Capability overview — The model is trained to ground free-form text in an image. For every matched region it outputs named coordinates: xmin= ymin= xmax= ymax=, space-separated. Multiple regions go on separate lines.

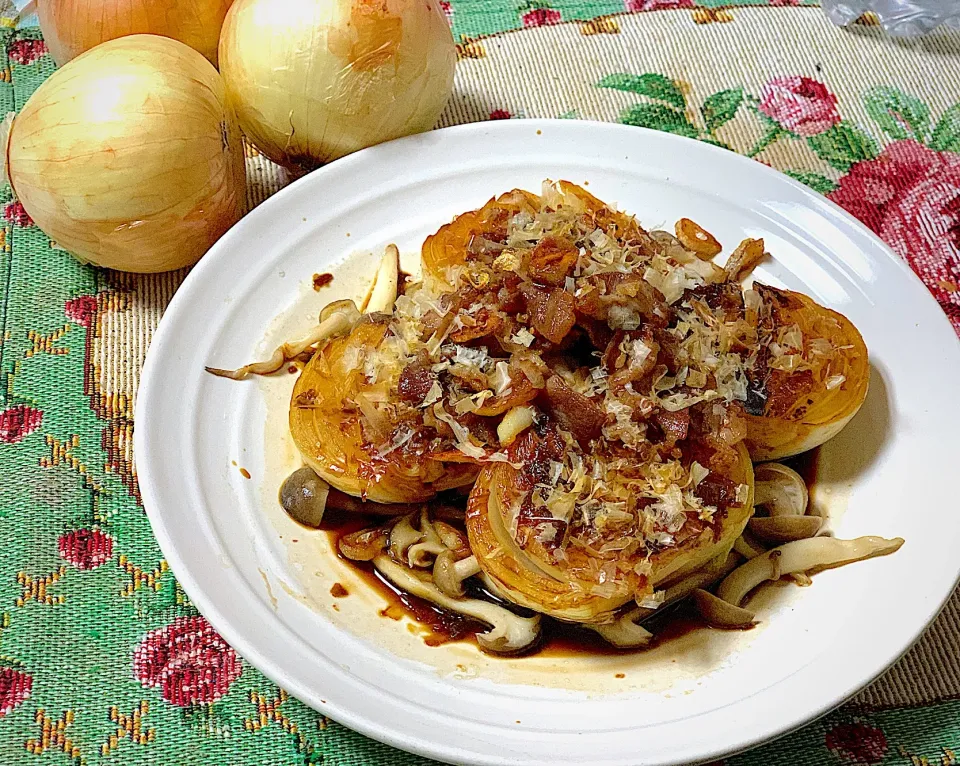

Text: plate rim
xmin=135 ymin=118 xmax=960 ymax=766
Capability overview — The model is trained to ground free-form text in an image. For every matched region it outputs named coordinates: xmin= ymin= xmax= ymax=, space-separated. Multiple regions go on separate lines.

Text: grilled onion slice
xmin=465 ymin=437 xmax=754 ymax=624
xmin=290 ymin=318 xmax=478 ymax=503
xmin=745 ymin=286 xmax=869 ymax=461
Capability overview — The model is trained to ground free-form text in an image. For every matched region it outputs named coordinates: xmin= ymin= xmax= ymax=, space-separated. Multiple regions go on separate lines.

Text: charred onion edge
xmin=372 ymin=555 xmax=541 ymax=654
xmin=717 ymin=536 xmax=905 ymax=607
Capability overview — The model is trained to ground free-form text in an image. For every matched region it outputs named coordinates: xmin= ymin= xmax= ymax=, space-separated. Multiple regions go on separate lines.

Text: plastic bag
xmin=824 ymin=0 xmax=960 ymax=36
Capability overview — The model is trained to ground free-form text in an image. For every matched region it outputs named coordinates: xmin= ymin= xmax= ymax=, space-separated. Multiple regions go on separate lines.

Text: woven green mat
xmin=2 ymin=7 xmax=960 ymax=765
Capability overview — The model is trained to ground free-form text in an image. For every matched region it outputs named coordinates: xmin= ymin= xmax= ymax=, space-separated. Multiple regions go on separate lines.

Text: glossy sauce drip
xmin=313 ymin=447 xmax=819 ymax=655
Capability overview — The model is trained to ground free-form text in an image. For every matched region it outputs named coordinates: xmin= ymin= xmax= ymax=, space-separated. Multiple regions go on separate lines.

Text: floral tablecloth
xmin=0 ymin=3 xmax=959 ymax=765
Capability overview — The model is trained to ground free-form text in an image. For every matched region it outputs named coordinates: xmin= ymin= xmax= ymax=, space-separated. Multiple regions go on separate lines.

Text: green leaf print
xmin=930 ymin=103 xmax=960 ymax=152
xmin=619 ymin=103 xmax=697 ymax=138
xmin=598 ymin=73 xmax=686 ymax=109
xmin=807 ymin=121 xmax=879 ymax=172
xmin=864 ymin=86 xmax=930 ymax=141
xmin=701 ymin=88 xmax=744 ymax=132
xmin=784 ymin=170 xmax=838 ymax=195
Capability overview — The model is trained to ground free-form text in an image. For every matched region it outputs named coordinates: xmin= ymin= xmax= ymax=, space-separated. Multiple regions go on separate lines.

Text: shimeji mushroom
xmin=587 ymin=552 xmax=738 ymax=648
xmin=699 ymin=536 xmax=906 ymax=630
xmin=433 ymin=551 xmax=481 ymax=598
xmin=692 ymin=589 xmax=757 ymax=628
xmin=361 ymin=245 xmax=401 ymax=315
xmin=278 ymin=466 xmax=330 ymax=528
xmin=386 ymin=511 xmax=481 ymax=599
xmin=206 ymin=299 xmax=361 ymax=379
xmin=372 ymin=555 xmax=541 ymax=655
xmin=753 ymin=463 xmax=808 ymax=517
xmin=733 ymin=532 xmax=765 ymax=560
xmin=748 ymin=516 xmax=823 ymax=543
xmin=588 ymin=612 xmax=654 ymax=648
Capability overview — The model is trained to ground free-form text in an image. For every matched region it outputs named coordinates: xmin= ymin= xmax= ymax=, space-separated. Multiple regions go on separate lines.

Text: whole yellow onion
xmin=219 ymin=0 xmax=456 ymax=170
xmin=5 ymin=35 xmax=246 ymax=273
xmin=37 ymin=0 xmax=235 ymax=67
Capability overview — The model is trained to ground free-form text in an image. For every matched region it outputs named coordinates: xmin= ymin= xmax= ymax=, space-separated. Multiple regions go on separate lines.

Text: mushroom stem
xmin=497 ymin=406 xmax=535 ymax=445
xmin=718 ymin=536 xmax=904 ymax=607
xmin=362 ymin=245 xmax=400 ymax=314
xmin=372 ymin=555 xmax=541 ymax=654
xmin=587 ymin=612 xmax=653 ymax=648
xmin=206 ymin=300 xmax=361 ymax=380
xmin=591 ymin=552 xmax=739 ymax=648
xmin=388 ymin=513 xmax=424 ymax=562
xmin=433 ymin=552 xmax=480 ymax=598
xmin=733 ymin=533 xmax=765 ymax=560
xmin=692 ymin=589 xmax=756 ymax=628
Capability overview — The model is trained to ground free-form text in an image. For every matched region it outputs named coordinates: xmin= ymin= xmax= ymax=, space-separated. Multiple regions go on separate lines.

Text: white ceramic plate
xmin=135 ymin=120 xmax=960 ymax=766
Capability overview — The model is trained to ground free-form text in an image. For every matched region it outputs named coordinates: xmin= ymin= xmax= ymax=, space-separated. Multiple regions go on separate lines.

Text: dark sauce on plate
xmin=299 ymin=448 xmax=819 ymax=655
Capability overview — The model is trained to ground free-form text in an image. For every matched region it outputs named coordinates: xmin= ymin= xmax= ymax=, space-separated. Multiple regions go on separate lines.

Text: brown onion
xmin=37 ymin=0 xmax=233 ymax=66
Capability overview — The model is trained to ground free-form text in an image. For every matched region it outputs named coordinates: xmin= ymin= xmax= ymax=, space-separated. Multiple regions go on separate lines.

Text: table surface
xmin=0 ymin=3 xmax=959 ymax=765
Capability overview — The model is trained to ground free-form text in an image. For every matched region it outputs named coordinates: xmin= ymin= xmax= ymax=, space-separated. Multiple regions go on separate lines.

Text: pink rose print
xmin=0 ymin=406 xmax=42 ymax=444
xmin=440 ymin=0 xmax=452 ymax=23
xmin=489 ymin=109 xmax=512 ymax=120
xmin=64 ymin=295 xmax=98 ymax=328
xmin=134 ymin=616 xmax=242 ymax=706
xmin=829 ymin=140 xmax=960 ymax=330
xmin=759 ymin=76 xmax=841 ymax=137
xmin=59 ymin=529 xmax=114 ymax=570
xmin=626 ymin=0 xmax=693 ymax=9
xmin=0 ymin=668 xmax=32 ymax=717
xmin=522 ymin=7 xmax=561 ymax=26
xmin=4 ymin=201 xmax=33 ymax=228
xmin=825 ymin=721 xmax=888 ymax=764
xmin=8 ymin=39 xmax=47 ymax=66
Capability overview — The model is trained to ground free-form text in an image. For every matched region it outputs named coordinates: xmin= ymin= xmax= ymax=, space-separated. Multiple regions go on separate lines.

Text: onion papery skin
xmin=745 ymin=287 xmax=870 ymax=461
xmin=37 ymin=0 xmax=234 ymax=67
xmin=465 ymin=444 xmax=755 ymax=624
xmin=218 ymin=0 xmax=456 ymax=170
xmin=8 ymin=35 xmax=246 ymax=273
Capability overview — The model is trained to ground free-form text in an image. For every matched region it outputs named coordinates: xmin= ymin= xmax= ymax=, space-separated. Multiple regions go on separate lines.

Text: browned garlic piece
xmin=748 ymin=516 xmax=823 ymax=543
